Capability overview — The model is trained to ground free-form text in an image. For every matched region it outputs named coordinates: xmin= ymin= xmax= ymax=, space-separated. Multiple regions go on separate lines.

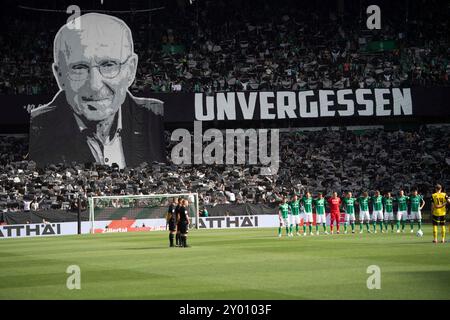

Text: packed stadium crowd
xmin=1 ymin=125 xmax=449 ymax=213
xmin=0 ymin=0 xmax=449 ymax=95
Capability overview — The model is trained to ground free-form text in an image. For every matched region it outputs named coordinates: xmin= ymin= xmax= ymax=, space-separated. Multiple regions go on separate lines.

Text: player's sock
xmin=289 ymin=225 xmax=293 ymax=234
xmin=359 ymin=222 xmax=363 ymax=231
xmin=330 ymin=224 xmax=333 ymax=232
xmin=410 ymin=220 xmax=414 ymax=230
xmin=401 ymin=220 xmax=405 ymax=231
xmin=169 ymin=233 xmax=174 ymax=246
xmin=336 ymin=223 xmax=340 ymax=232
xmin=351 ymin=222 xmax=355 ymax=232
xmin=418 ymin=220 xmax=422 ymax=230
xmin=278 ymin=227 xmax=281 ymax=236
xmin=176 ymin=233 xmax=180 ymax=245
xmin=344 ymin=223 xmax=347 ymax=232
xmin=316 ymin=224 xmax=319 ymax=232
xmin=396 ymin=220 xmax=400 ymax=230
xmin=296 ymin=225 xmax=299 ymax=233
xmin=433 ymin=225 xmax=438 ymax=240
xmin=379 ymin=221 xmax=383 ymax=232
xmin=303 ymin=225 xmax=306 ymax=233
xmin=309 ymin=224 xmax=312 ymax=233
xmin=285 ymin=226 xmax=289 ymax=235
xmin=384 ymin=221 xmax=388 ymax=231
xmin=390 ymin=222 xmax=394 ymax=231
xmin=441 ymin=225 xmax=446 ymax=241
xmin=323 ymin=223 xmax=326 ymax=232
xmin=183 ymin=235 xmax=188 ymax=247
xmin=365 ymin=222 xmax=370 ymax=231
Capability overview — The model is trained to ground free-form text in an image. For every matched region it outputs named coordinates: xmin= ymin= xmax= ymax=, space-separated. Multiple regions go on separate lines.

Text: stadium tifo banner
xmin=2 ymin=87 xmax=450 ymax=128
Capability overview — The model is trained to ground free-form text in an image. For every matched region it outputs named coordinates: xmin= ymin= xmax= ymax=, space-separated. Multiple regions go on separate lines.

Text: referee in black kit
xmin=175 ymin=198 xmax=183 ymax=246
xmin=167 ymin=198 xmax=178 ymax=247
xmin=178 ymin=199 xmax=191 ymax=248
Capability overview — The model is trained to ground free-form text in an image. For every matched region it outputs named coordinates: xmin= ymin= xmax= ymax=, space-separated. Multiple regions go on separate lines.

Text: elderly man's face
xmin=55 ymin=21 xmax=137 ymax=122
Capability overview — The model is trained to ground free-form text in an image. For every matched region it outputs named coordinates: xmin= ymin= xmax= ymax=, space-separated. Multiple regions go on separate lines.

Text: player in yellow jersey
xmin=431 ymin=184 xmax=449 ymax=243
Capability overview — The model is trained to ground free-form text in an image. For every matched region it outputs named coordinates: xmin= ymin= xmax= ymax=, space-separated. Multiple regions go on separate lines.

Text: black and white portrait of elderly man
xmin=29 ymin=13 xmax=165 ymax=168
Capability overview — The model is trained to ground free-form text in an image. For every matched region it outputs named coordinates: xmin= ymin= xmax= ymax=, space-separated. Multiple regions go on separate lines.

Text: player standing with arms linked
xmin=314 ymin=192 xmax=328 ymax=235
xmin=408 ymin=189 xmax=425 ymax=233
xmin=302 ymin=192 xmax=314 ymax=236
xmin=431 ymin=184 xmax=449 ymax=243
xmin=177 ymin=199 xmax=190 ymax=247
xmin=342 ymin=192 xmax=356 ymax=234
xmin=371 ymin=190 xmax=384 ymax=233
xmin=396 ymin=190 xmax=409 ymax=233
xmin=328 ymin=192 xmax=342 ymax=234
xmin=357 ymin=192 xmax=371 ymax=233
xmin=278 ymin=197 xmax=290 ymax=237
xmin=383 ymin=192 xmax=395 ymax=232
xmin=166 ymin=197 xmax=178 ymax=247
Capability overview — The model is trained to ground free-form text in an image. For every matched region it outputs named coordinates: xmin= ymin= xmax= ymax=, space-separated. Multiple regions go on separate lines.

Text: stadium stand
xmin=0 ymin=0 xmax=448 ymax=95
xmin=1 ymin=125 xmax=449 ymax=213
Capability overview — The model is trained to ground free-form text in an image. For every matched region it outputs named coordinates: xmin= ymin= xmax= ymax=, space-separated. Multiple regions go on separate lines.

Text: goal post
xmin=88 ymin=193 xmax=199 ymax=234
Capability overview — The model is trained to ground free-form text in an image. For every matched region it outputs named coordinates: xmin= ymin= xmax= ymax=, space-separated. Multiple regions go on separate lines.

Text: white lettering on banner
xmin=319 ymin=90 xmax=335 ymax=117
xmin=276 ymin=91 xmax=297 ymax=119
xmin=217 ymin=92 xmax=236 ymax=120
xmin=392 ymin=88 xmax=412 ymax=115
xmin=194 ymin=89 xmax=413 ymax=121
xmin=356 ymin=89 xmax=374 ymax=116
xmin=299 ymin=91 xmax=318 ymax=117
xmin=375 ymin=89 xmax=391 ymax=116
xmin=259 ymin=92 xmax=276 ymax=119
xmin=337 ymin=89 xmax=354 ymax=116
xmin=237 ymin=92 xmax=257 ymax=119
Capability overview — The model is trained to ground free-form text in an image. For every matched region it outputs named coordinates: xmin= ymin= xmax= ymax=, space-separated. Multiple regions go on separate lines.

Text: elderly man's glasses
xmin=67 ymin=55 xmax=132 ymax=81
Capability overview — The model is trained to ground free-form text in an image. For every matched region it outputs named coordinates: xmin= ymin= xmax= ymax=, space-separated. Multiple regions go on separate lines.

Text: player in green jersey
xmin=371 ymin=190 xmax=384 ymax=233
xmin=314 ymin=192 xmax=328 ymax=234
xmin=408 ymin=189 xmax=425 ymax=233
xmin=289 ymin=194 xmax=301 ymax=236
xmin=396 ymin=190 xmax=409 ymax=233
xmin=356 ymin=191 xmax=371 ymax=233
xmin=342 ymin=192 xmax=357 ymax=234
xmin=278 ymin=197 xmax=291 ymax=237
xmin=301 ymin=192 xmax=314 ymax=236
xmin=383 ymin=192 xmax=395 ymax=232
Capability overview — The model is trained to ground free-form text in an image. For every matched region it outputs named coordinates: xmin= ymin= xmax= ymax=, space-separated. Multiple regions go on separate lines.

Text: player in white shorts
xmin=408 ymin=189 xmax=425 ymax=233
xmin=396 ymin=190 xmax=409 ymax=233
xmin=278 ymin=197 xmax=290 ymax=237
xmin=301 ymin=192 xmax=315 ymax=235
xmin=357 ymin=191 xmax=371 ymax=233
xmin=383 ymin=192 xmax=395 ymax=232
xmin=371 ymin=190 xmax=384 ymax=233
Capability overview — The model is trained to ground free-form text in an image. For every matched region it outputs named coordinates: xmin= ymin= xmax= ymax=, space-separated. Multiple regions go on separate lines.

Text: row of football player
xmin=277 ymin=189 xmax=425 ymax=237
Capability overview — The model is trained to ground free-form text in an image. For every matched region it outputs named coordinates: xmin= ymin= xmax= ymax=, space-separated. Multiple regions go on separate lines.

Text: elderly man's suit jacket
xmin=29 ymin=91 xmax=165 ymax=167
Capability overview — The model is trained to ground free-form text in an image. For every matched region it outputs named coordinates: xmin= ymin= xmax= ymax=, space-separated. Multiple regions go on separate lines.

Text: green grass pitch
xmin=0 ymin=225 xmax=449 ymax=299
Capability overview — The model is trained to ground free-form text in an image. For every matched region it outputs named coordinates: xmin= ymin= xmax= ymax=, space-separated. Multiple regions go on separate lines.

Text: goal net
xmin=87 ymin=193 xmax=199 ymax=234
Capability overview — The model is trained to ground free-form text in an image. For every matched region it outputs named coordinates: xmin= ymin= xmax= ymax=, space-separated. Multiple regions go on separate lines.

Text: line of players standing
xmin=278 ymin=189 xmax=425 ymax=237
xmin=166 ymin=198 xmax=191 ymax=247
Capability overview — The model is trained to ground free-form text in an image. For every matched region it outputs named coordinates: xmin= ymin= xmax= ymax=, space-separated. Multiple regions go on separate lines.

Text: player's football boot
xmin=278 ymin=234 xmax=282 ymax=238
xmin=296 ymin=232 xmax=300 ymax=236
xmin=396 ymin=229 xmax=400 ymax=233
xmin=410 ymin=229 xmax=414 ymax=233
xmin=344 ymin=230 xmax=347 ymax=234
xmin=432 ymin=239 xmax=437 ymax=243
xmin=324 ymin=231 xmax=329 ymax=235
xmin=316 ymin=231 xmax=320 ymax=235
